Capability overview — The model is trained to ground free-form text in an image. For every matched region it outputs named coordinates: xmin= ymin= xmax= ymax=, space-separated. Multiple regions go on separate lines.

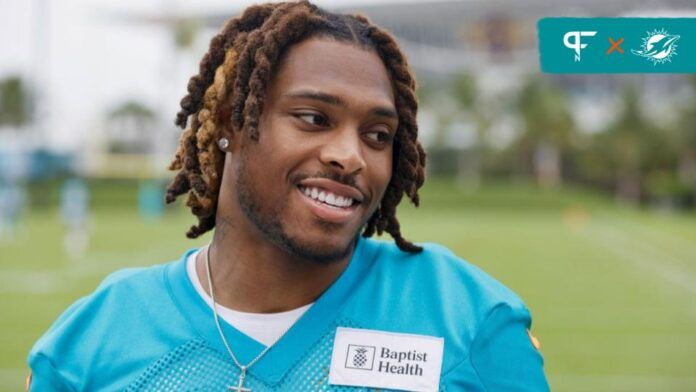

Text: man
xmin=28 ymin=1 xmax=549 ymax=390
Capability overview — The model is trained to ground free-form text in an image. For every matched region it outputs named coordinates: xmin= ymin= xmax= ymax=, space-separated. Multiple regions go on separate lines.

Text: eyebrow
xmin=284 ymin=90 xmax=398 ymax=119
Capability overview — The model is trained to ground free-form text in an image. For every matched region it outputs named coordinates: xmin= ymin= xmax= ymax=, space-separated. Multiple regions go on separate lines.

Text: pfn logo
xmin=563 ymin=31 xmax=597 ymax=61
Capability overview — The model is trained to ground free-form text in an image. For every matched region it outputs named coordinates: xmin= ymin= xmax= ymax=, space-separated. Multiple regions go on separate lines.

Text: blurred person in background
xmin=138 ymin=179 xmax=165 ymax=221
xmin=26 ymin=1 xmax=548 ymax=391
xmin=0 ymin=180 xmax=25 ymax=241
xmin=59 ymin=177 xmax=90 ymax=260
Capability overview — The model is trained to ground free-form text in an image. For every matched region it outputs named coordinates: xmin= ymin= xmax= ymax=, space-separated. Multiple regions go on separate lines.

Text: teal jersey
xmin=28 ymin=237 xmax=549 ymax=391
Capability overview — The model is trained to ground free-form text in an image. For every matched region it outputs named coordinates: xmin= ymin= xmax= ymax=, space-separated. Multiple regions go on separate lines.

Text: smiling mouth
xmin=296 ymin=185 xmax=361 ymax=224
xmin=298 ymin=185 xmax=360 ymax=209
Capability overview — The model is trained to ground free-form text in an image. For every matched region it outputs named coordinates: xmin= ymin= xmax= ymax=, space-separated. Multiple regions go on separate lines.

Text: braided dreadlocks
xmin=165 ymin=0 xmax=426 ymax=253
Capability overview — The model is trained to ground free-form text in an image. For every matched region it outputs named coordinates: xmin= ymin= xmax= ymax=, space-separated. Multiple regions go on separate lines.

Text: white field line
xmin=0 ymin=246 xmax=186 ymax=294
xmin=582 ymin=218 xmax=696 ymax=297
xmin=597 ymin=212 xmax=696 ymax=266
xmin=0 ymin=270 xmax=67 ymax=294
xmin=63 ymin=246 xmax=186 ymax=278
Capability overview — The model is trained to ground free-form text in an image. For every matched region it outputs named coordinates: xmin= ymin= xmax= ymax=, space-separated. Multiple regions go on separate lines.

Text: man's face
xmin=228 ymin=36 xmax=397 ymax=264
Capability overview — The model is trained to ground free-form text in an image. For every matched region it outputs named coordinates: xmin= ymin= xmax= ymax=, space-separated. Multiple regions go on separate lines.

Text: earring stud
xmin=217 ymin=138 xmax=230 ymax=151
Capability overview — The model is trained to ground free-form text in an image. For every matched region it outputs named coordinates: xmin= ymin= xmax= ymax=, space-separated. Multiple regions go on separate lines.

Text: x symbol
xmin=606 ymin=37 xmax=624 ymax=55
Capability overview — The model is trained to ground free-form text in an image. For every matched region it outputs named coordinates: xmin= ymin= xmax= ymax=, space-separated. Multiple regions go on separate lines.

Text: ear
xmin=217 ymin=107 xmax=243 ymax=154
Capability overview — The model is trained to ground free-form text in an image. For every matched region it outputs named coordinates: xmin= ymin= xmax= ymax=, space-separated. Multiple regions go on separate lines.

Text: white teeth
xmin=300 ymin=186 xmax=355 ymax=208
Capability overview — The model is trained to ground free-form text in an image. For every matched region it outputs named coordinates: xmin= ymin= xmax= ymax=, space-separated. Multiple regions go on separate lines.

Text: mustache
xmin=291 ymin=171 xmax=358 ymax=189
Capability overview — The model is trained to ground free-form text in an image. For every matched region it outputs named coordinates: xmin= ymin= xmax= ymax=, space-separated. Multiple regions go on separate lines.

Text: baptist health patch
xmin=329 ymin=327 xmax=444 ymax=392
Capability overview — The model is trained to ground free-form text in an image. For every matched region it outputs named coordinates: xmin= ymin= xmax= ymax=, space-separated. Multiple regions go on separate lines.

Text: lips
xmin=293 ymin=177 xmax=366 ymax=224
xmin=297 ymin=178 xmax=365 ymax=203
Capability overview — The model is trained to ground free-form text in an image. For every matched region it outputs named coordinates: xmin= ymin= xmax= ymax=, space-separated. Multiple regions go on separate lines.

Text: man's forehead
xmin=270 ymin=37 xmax=395 ymax=104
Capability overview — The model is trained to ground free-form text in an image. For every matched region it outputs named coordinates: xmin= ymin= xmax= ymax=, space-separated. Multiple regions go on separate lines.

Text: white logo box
xmin=329 ymin=327 xmax=444 ymax=392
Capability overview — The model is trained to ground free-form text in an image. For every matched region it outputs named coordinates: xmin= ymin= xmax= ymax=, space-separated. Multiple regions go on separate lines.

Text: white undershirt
xmin=186 ymin=249 xmax=313 ymax=347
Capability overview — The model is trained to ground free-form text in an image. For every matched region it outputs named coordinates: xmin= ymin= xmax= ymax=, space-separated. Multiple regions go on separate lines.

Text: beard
xmin=235 ymin=153 xmax=359 ymax=265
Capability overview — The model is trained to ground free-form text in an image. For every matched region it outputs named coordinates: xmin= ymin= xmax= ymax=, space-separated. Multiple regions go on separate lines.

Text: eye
xmin=365 ymin=129 xmax=394 ymax=144
xmin=295 ymin=112 xmax=330 ymax=127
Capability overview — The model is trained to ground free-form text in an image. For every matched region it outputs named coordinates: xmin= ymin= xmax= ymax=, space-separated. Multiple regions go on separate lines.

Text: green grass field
xmin=1 ymin=179 xmax=695 ymax=391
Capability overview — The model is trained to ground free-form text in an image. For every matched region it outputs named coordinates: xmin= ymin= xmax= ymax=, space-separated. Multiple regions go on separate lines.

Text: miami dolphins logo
xmin=631 ymin=28 xmax=680 ymax=65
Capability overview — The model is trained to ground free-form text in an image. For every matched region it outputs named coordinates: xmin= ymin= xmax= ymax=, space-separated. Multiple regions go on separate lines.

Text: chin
xmin=281 ymin=230 xmax=357 ymax=265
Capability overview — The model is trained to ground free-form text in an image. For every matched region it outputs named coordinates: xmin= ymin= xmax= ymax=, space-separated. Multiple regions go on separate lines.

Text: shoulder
xmin=373 ymin=239 xmax=527 ymax=313
xmin=27 ymin=255 xmax=191 ymax=391
xmin=356 ymin=238 xmax=531 ymax=348
xmin=356 ymin=239 xmax=542 ymax=382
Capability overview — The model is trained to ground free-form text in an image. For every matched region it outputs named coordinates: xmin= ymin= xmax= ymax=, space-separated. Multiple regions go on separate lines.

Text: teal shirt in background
xmin=28 ymin=237 xmax=549 ymax=391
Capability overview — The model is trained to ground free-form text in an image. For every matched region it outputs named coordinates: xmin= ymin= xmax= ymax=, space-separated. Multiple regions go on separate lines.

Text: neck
xmin=196 ymin=217 xmax=355 ymax=314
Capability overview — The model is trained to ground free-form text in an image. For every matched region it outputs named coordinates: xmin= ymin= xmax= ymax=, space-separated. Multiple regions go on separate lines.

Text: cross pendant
xmin=228 ymin=368 xmax=251 ymax=392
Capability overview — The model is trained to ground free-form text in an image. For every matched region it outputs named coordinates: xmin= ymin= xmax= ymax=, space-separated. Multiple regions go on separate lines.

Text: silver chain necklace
xmin=204 ymin=243 xmax=295 ymax=392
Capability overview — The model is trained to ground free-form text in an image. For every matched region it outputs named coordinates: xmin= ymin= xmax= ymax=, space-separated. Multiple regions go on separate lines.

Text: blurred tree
xmin=108 ymin=101 xmax=155 ymax=120
xmin=586 ymin=83 xmax=675 ymax=203
xmin=675 ymin=75 xmax=696 ymax=206
xmin=0 ymin=76 xmax=33 ymax=128
xmin=512 ymin=75 xmax=575 ymax=189
xmin=416 ymin=79 xmax=460 ymax=177
xmin=174 ymin=19 xmax=200 ymax=50
xmin=106 ymin=101 xmax=156 ymax=154
xmin=450 ymin=72 xmax=491 ymax=189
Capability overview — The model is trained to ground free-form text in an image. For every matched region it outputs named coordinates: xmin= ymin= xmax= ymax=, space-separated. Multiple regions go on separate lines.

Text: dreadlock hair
xmin=165 ymin=0 xmax=427 ymax=253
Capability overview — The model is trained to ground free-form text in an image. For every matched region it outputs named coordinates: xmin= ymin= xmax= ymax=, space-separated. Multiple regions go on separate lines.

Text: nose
xmin=318 ymin=127 xmax=366 ymax=175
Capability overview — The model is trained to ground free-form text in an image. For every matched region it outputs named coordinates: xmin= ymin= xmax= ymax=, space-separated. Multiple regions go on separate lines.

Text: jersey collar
xmin=165 ymin=235 xmax=382 ymax=385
